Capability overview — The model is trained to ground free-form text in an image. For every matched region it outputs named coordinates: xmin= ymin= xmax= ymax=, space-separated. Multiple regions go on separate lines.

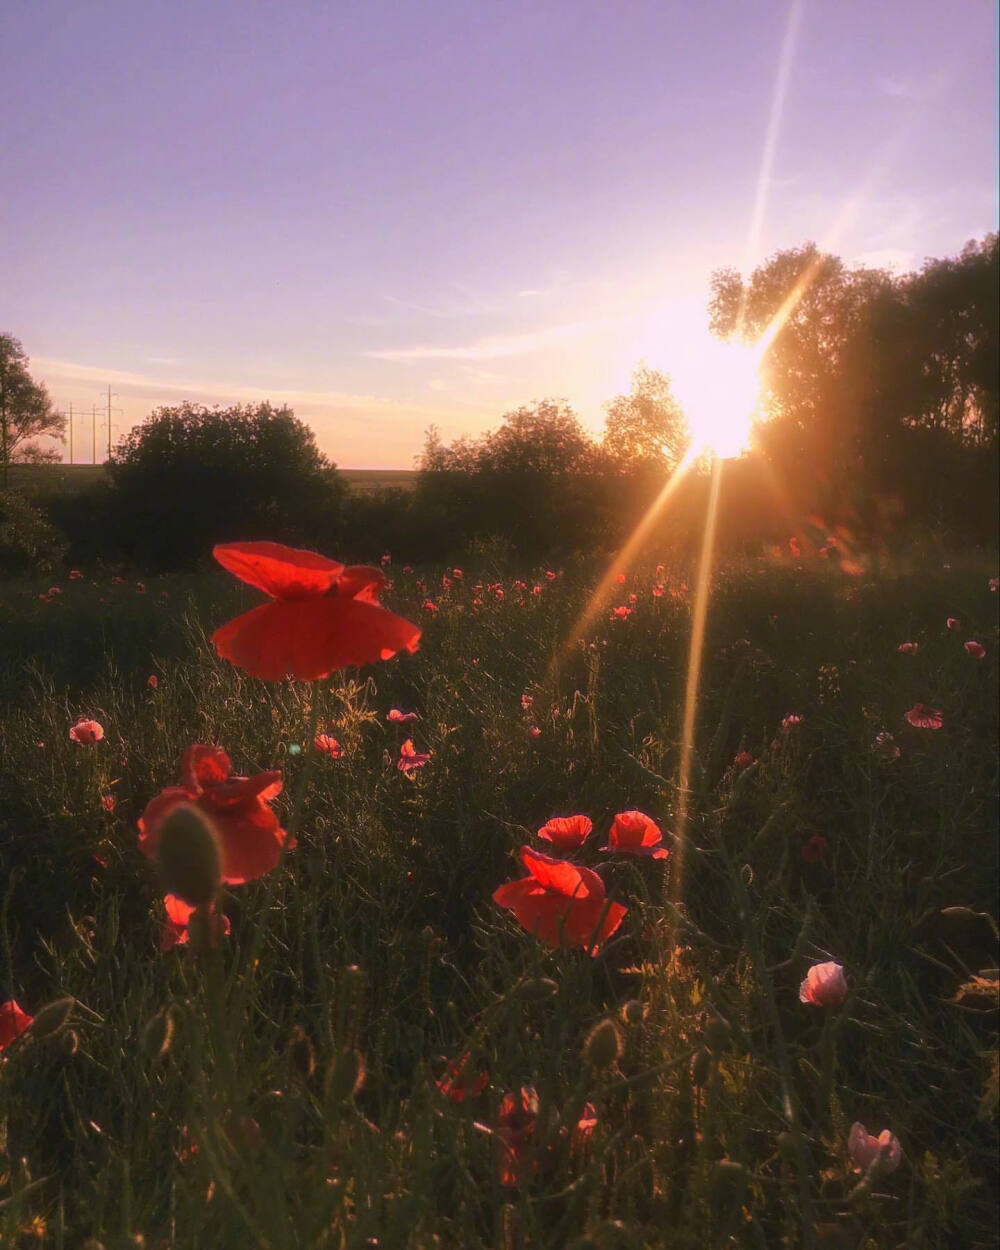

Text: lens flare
xmin=673 ymin=339 xmax=763 ymax=459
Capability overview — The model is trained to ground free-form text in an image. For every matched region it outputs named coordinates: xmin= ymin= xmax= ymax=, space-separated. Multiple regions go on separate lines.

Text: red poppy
xmin=905 ymin=703 xmax=943 ymax=730
xmin=801 ymin=834 xmax=828 ymax=863
xmin=537 ymin=815 xmax=593 ymax=852
xmin=138 ymin=745 xmax=288 ymax=885
xmin=652 ymin=585 xmax=663 ymax=598
xmin=733 ymin=750 xmax=756 ymax=769
xmin=313 ymin=733 xmax=344 ymax=758
xmin=160 ymin=894 xmax=231 ymax=951
xmin=100 ymin=794 xmax=116 ymax=813
xmin=0 ymin=1000 xmax=33 ymax=1050
xmin=398 ymin=739 xmax=431 ymax=772
xmin=897 ymin=642 xmax=918 ymax=655
xmin=147 ymin=674 xmax=159 ymax=689
xmin=387 ymin=708 xmax=419 ymax=723
xmin=69 ymin=718 xmax=104 ymax=745
xmin=525 ymin=725 xmax=542 ymax=741
xmin=436 ymin=1053 xmax=489 ymax=1102
xmin=493 ymin=846 xmax=627 ymax=954
xmin=781 ymin=714 xmax=804 ymax=731
xmin=69 ymin=569 xmax=82 ymax=580
xmin=601 ymin=810 xmax=668 ymax=860
xmin=615 ymin=572 xmax=626 ymax=584
xmin=946 ymin=617 xmax=961 ymax=631
xmin=422 ymin=599 xmax=439 ymax=614
xmin=611 ymin=605 xmax=631 ymax=620
xmin=872 ymin=730 xmax=901 ymax=760
xmin=493 ymin=1086 xmax=540 ymax=1186
xmin=211 ymin=542 xmax=420 ymax=682
xmin=965 ymin=640 xmax=986 ymax=659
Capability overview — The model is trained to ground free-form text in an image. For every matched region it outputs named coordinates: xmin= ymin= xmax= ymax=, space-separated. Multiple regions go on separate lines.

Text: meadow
xmin=0 ymin=543 xmax=997 ymax=1249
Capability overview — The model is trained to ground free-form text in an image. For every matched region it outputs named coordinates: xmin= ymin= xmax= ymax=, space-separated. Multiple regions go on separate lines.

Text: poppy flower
xmin=484 ymin=1086 xmax=597 ymax=1187
xmin=897 ymin=642 xmax=918 ymax=655
xmin=525 ymin=725 xmax=542 ymax=741
xmin=138 ymin=745 xmax=287 ymax=885
xmin=147 ymin=674 xmax=159 ymax=689
xmin=313 ymin=733 xmax=344 ymax=758
xmin=69 ymin=718 xmax=104 ymax=745
xmin=436 ymin=1052 xmax=489 ymax=1102
xmin=545 ymin=570 xmax=557 ymax=580
xmin=733 ymin=750 xmax=756 ymax=768
xmin=781 ymin=714 xmax=803 ymax=731
xmin=601 ymin=810 xmax=668 ymax=859
xmin=946 ymin=617 xmax=960 ymax=631
xmin=100 ymin=794 xmax=116 ymax=813
xmin=872 ymin=730 xmax=900 ymax=760
xmin=160 ymin=894 xmax=230 ymax=951
xmin=493 ymin=846 xmax=627 ymax=954
xmin=537 ymin=815 xmax=593 ymax=852
xmin=387 ymin=708 xmax=419 ymax=723
xmin=652 ymin=585 xmax=663 ymax=598
xmin=615 ymin=572 xmax=626 ymax=584
xmin=788 ymin=537 xmax=801 ymax=557
xmin=422 ymin=599 xmax=439 ymax=614
xmin=0 ymin=1000 xmax=33 ymax=1050
xmin=211 ymin=542 xmax=420 ymax=682
xmin=847 ymin=1122 xmax=902 ymax=1174
xmin=398 ymin=739 xmax=431 ymax=772
xmin=965 ymin=640 xmax=986 ymax=659
xmin=905 ymin=703 xmax=943 ymax=730
xmin=799 ymin=961 xmax=847 ymax=1007
xmin=611 ymin=605 xmax=631 ymax=620
xmin=801 ymin=834 xmax=828 ymax=863
xmin=990 ymin=577 xmax=998 ymax=592
xmin=69 ymin=569 xmax=82 ymax=580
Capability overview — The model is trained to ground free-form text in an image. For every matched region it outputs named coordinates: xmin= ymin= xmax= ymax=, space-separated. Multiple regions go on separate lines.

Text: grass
xmin=0 ymin=547 xmax=997 ymax=1248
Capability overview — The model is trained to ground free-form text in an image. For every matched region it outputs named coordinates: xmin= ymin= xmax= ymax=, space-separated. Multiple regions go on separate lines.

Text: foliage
xmin=0 ymin=489 xmax=67 ymax=577
xmin=0 ymin=550 xmax=996 ymax=1246
xmin=0 ymin=334 xmax=65 ymax=488
xmin=602 ymin=365 xmax=690 ymax=471
xmin=104 ymin=402 xmax=346 ymax=570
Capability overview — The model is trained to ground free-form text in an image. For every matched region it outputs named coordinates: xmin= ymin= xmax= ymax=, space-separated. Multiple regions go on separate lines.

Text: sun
xmin=671 ymin=337 xmax=763 ymax=459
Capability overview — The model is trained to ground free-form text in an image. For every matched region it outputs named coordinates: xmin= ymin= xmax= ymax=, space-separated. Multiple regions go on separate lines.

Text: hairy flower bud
xmin=155 ymin=803 xmax=222 ymax=907
xmin=28 ymin=996 xmax=75 ymax=1040
xmin=141 ymin=1006 xmax=177 ymax=1062
xmin=583 ymin=1018 xmax=623 ymax=1069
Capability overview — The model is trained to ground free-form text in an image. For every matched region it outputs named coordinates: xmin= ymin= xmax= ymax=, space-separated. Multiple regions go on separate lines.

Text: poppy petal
xmin=180 ymin=745 xmax=232 ymax=792
xmin=520 ymin=846 xmax=601 ymax=899
xmin=213 ymin=541 xmax=344 ymax=599
xmin=338 ymin=565 xmax=387 ymax=603
xmin=212 ymin=597 xmax=421 ymax=682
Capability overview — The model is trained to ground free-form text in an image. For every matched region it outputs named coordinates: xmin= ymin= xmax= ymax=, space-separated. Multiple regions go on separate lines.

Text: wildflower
xmin=387 ymin=708 xmax=419 ymax=723
xmin=781 ymin=714 xmax=803 ymax=731
xmin=0 ymin=1000 xmax=33 ymax=1051
xmin=492 ymin=1086 xmax=540 ymax=1186
xmin=789 ymin=537 xmax=801 ymax=557
xmin=422 ymin=599 xmax=439 ymax=614
xmin=733 ymin=750 xmax=755 ymax=769
xmin=990 ymin=577 xmax=998 ymax=592
xmin=525 ymin=725 xmax=542 ymax=741
xmin=147 ymin=674 xmax=159 ymax=689
xmin=380 ymin=552 xmax=391 ymax=566
xmin=138 ymin=745 xmax=287 ymax=885
xmin=402 ymin=565 xmax=413 ymax=574
xmin=314 ymin=733 xmax=344 ymax=758
xmin=398 ymin=739 xmax=431 ymax=772
xmin=905 ymin=703 xmax=943 ymax=730
xmin=873 ymin=730 xmax=901 ymax=760
xmin=520 ymin=693 xmax=534 ymax=710
xmin=68 ymin=569 xmax=82 ymax=579
xmin=493 ymin=846 xmax=627 ymax=954
xmin=615 ymin=572 xmax=626 ymax=584
xmin=160 ymin=894 xmax=230 ymax=951
xmin=100 ymin=794 xmax=115 ymax=813
xmin=532 ymin=584 xmax=542 ymax=595
xmin=545 ymin=570 xmax=557 ymax=580
xmin=537 ymin=815 xmax=593 ymax=852
xmin=946 ymin=617 xmax=960 ymax=631
xmin=652 ymin=585 xmax=663 ymax=598
xmin=611 ymin=605 xmax=631 ymax=620
xmin=601 ymin=810 xmax=668 ymax=859
xmin=452 ymin=568 xmax=463 ymax=580
xmin=69 ymin=718 xmax=104 ymax=745
xmin=211 ymin=541 xmax=420 ymax=682
xmin=801 ymin=834 xmax=828 ymax=863
xmin=965 ymin=640 xmax=986 ymax=659
xmin=436 ymin=1053 xmax=488 ymax=1102
xmin=799 ymin=961 xmax=847 ymax=1007
xmin=655 ymin=563 xmax=665 ymax=581
xmin=897 ymin=642 xmax=918 ymax=655
xmin=135 ymin=581 xmax=146 ymax=594
xmin=847 ymin=1122 xmax=902 ymax=1174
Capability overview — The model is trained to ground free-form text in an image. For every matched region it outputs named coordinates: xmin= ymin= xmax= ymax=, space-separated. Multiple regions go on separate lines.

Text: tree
xmin=602 ymin=366 xmax=689 ymax=471
xmin=106 ymin=402 xmax=345 ymax=569
xmin=0 ymin=334 xmax=65 ymax=487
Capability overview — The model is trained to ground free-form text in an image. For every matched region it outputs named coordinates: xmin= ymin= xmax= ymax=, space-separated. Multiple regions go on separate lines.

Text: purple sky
xmin=4 ymin=0 xmax=996 ymax=466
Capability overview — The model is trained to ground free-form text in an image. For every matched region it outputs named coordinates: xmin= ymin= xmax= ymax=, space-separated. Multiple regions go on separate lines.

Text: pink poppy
xmin=872 ymin=731 xmax=901 ymax=760
xmin=545 ymin=570 xmax=557 ymax=580
xmin=314 ymin=733 xmax=344 ymax=758
xmin=965 ymin=640 xmax=985 ymax=659
xmin=781 ymin=714 xmax=803 ymax=731
xmin=532 ymin=584 xmax=542 ymax=595
xmin=799 ymin=961 xmax=847 ymax=1007
xmin=847 ymin=1122 xmax=902 ymax=1174
xmin=387 ymin=708 xmax=419 ymax=723
xmin=69 ymin=718 xmax=104 ymax=745
xmin=402 ymin=565 xmax=413 ymax=574
xmin=525 ymin=725 xmax=542 ymax=740
xmin=946 ymin=617 xmax=960 ymax=631
xmin=905 ymin=703 xmax=943 ymax=730
xmin=521 ymin=693 xmax=534 ymax=710
xmin=601 ymin=810 xmax=668 ymax=860
xmin=733 ymin=750 xmax=756 ymax=769
xmin=493 ymin=846 xmax=627 ymax=954
xmin=398 ymin=739 xmax=431 ymax=772
xmin=537 ymin=815 xmax=593 ymax=852
xmin=0 ymin=1000 xmax=33 ymax=1050
xmin=990 ymin=577 xmax=998 ymax=592
xmin=160 ymin=894 xmax=230 ymax=951
xmin=897 ymin=642 xmax=918 ymax=655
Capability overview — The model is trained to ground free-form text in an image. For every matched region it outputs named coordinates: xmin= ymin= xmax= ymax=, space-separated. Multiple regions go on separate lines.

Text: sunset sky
xmin=4 ymin=0 xmax=997 ymax=467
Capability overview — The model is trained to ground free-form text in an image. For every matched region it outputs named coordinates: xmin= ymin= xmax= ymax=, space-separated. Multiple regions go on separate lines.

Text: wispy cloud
xmin=363 ymin=319 xmax=611 ymax=363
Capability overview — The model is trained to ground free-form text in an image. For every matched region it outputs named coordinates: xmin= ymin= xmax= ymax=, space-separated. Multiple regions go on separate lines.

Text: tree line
xmin=1 ymin=233 xmax=995 ymax=572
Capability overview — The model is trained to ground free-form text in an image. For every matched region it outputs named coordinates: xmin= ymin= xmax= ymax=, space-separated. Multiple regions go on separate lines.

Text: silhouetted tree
xmin=105 ymin=402 xmax=345 ymax=569
xmin=0 ymin=334 xmax=65 ymax=487
xmin=602 ymin=366 xmax=690 ymax=471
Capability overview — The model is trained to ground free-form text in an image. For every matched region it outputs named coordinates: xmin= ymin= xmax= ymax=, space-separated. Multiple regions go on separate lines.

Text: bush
xmin=0 ymin=489 xmax=67 ymax=576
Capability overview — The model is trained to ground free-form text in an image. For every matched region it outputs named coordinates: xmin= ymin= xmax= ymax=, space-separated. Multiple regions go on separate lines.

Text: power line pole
xmin=92 ymin=405 xmax=98 ymax=465
xmin=69 ymin=401 xmax=74 ymax=464
xmin=104 ymin=384 xmax=122 ymax=462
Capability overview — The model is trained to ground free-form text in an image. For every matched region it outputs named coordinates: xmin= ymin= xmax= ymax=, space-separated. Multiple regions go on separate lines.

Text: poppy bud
xmin=27 ymin=996 xmax=75 ymax=1040
xmin=703 ymin=1011 xmax=732 ymax=1053
xmin=60 ymin=1028 xmax=80 ymax=1057
xmin=155 ymin=803 xmax=222 ymax=908
xmin=326 ymin=1047 xmax=366 ymax=1104
xmin=518 ymin=977 xmax=559 ymax=1001
xmin=709 ymin=1159 xmax=748 ymax=1216
xmin=691 ymin=1047 xmax=714 ymax=1087
xmin=287 ymin=1025 xmax=315 ymax=1080
xmin=583 ymin=1018 xmax=623 ymax=1069
xmin=141 ymin=1006 xmax=176 ymax=1062
xmin=620 ymin=999 xmax=645 ymax=1025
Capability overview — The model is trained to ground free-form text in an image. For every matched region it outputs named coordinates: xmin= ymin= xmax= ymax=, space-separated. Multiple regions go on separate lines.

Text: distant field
xmin=6 ymin=463 xmax=416 ymax=496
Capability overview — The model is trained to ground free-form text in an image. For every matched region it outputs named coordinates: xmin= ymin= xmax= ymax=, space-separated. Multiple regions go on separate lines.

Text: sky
xmin=3 ymin=0 xmax=997 ymax=467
